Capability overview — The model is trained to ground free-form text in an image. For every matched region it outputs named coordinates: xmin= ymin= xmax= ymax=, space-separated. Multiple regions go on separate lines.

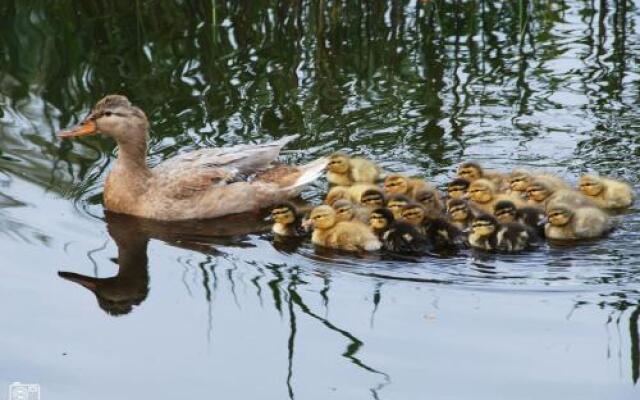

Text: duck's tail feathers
xmin=282 ymin=157 xmax=328 ymax=192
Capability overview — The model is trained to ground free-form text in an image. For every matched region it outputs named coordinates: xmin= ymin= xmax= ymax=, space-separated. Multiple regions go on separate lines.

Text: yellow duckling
xmin=332 ymin=199 xmax=369 ymax=223
xmin=325 ymin=185 xmax=351 ymax=206
xmin=525 ymin=177 xmax=573 ymax=209
xmin=447 ymin=199 xmax=474 ymax=231
xmin=326 ymin=153 xmax=381 ymax=186
xmin=545 ymin=203 xmax=613 ymax=240
xmin=457 ymin=161 xmax=507 ymax=188
xmin=387 ymin=194 xmax=412 ymax=220
xmin=468 ymin=214 xmax=533 ymax=252
xmin=383 ymin=174 xmax=433 ymax=200
xmin=509 ymin=170 xmax=568 ymax=198
xmin=270 ymin=203 xmax=307 ymax=237
xmin=578 ymin=175 xmax=635 ymax=210
xmin=306 ymin=205 xmax=381 ymax=251
xmin=467 ymin=179 xmax=524 ymax=214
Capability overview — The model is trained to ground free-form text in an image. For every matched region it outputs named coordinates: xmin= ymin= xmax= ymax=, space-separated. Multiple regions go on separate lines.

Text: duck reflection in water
xmin=58 ymin=210 xmax=271 ymax=316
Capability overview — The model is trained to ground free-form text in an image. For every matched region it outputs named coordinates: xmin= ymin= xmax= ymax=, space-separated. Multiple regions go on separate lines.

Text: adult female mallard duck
xmin=59 ymin=95 xmax=327 ymax=221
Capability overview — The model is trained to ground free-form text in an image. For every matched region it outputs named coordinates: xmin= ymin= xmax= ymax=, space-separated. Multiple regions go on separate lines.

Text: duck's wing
xmin=153 ymin=135 xmax=299 ymax=199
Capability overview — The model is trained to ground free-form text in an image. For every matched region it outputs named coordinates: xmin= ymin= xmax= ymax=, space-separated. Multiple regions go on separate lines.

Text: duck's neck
xmin=104 ymin=137 xmax=152 ymax=214
xmin=115 ymin=137 xmax=150 ymax=173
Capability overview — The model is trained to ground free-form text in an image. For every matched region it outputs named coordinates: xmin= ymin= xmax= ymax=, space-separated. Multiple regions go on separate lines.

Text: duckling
xmin=325 ymin=185 xmax=351 ymax=206
xmin=446 ymin=198 xmax=474 ymax=231
xmin=525 ymin=176 xmax=571 ymax=209
xmin=493 ymin=200 xmax=545 ymax=237
xmin=401 ymin=202 xmax=464 ymax=249
xmin=446 ymin=178 xmax=470 ymax=200
xmin=383 ymin=174 xmax=433 ymax=199
xmin=347 ymin=183 xmax=380 ymax=204
xmin=415 ymin=188 xmax=445 ymax=217
xmin=510 ymin=171 xmax=568 ymax=198
xmin=326 ymin=153 xmax=381 ymax=186
xmin=332 ymin=199 xmax=369 ymax=223
xmin=457 ymin=162 xmax=507 ymax=188
xmin=387 ymin=194 xmax=412 ymax=220
xmin=369 ymin=208 xmax=427 ymax=253
xmin=468 ymin=214 xmax=533 ymax=252
xmin=466 ymin=179 xmax=524 ymax=214
xmin=578 ymin=175 xmax=635 ymax=210
xmin=544 ymin=189 xmax=595 ymax=213
xmin=270 ymin=203 xmax=308 ymax=237
xmin=359 ymin=188 xmax=386 ymax=210
xmin=545 ymin=203 xmax=613 ymax=240
xmin=307 ymin=205 xmax=381 ymax=251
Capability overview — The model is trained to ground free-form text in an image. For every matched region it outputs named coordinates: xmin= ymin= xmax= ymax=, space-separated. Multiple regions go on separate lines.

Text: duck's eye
xmin=104 ymin=111 xmax=113 ymax=117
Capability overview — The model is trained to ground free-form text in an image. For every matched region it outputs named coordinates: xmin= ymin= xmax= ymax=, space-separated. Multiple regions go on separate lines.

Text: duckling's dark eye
xmin=104 ymin=111 xmax=113 ymax=117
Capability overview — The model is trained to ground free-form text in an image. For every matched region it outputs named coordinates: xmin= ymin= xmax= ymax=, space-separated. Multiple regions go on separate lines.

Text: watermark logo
xmin=8 ymin=383 xmax=40 ymax=400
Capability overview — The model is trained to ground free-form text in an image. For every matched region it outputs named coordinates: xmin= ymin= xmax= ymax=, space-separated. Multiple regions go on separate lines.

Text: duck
xmin=493 ymin=200 xmax=545 ymax=237
xmin=332 ymin=199 xmax=369 ymax=223
xmin=545 ymin=203 xmax=613 ymax=240
xmin=306 ymin=205 xmax=381 ymax=251
xmin=325 ymin=185 xmax=351 ymax=206
xmin=386 ymin=194 xmax=412 ymax=220
xmin=59 ymin=95 xmax=327 ymax=221
xmin=359 ymin=188 xmax=386 ymax=210
xmin=270 ymin=203 xmax=308 ymax=237
xmin=415 ymin=187 xmax=445 ymax=217
xmin=466 ymin=179 xmax=524 ymax=214
xmin=578 ymin=175 xmax=635 ymax=210
xmin=326 ymin=153 xmax=381 ymax=186
xmin=446 ymin=178 xmax=470 ymax=200
xmin=383 ymin=174 xmax=433 ymax=199
xmin=525 ymin=176 xmax=573 ymax=209
xmin=401 ymin=202 xmax=464 ymax=249
xmin=369 ymin=207 xmax=428 ymax=254
xmin=446 ymin=198 xmax=474 ymax=231
xmin=468 ymin=214 xmax=534 ymax=252
xmin=457 ymin=161 xmax=507 ymax=188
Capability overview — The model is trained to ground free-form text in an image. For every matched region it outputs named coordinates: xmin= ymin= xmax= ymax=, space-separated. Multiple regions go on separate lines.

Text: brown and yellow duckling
xmin=507 ymin=170 xmax=568 ymax=198
xmin=525 ymin=176 xmax=573 ymax=209
xmin=457 ymin=161 xmax=507 ymax=188
xmin=446 ymin=198 xmax=475 ymax=231
xmin=446 ymin=178 xmax=470 ymax=200
xmin=270 ymin=203 xmax=308 ymax=237
xmin=401 ymin=203 xmax=464 ymax=249
xmin=359 ymin=188 xmax=386 ymax=210
xmin=387 ymin=194 xmax=413 ymax=220
xmin=545 ymin=203 xmax=613 ymax=240
xmin=468 ymin=214 xmax=534 ymax=252
xmin=383 ymin=174 xmax=433 ymax=200
xmin=493 ymin=200 xmax=545 ymax=238
xmin=306 ymin=205 xmax=381 ymax=251
xmin=369 ymin=208 xmax=428 ymax=254
xmin=415 ymin=187 xmax=445 ymax=217
xmin=326 ymin=153 xmax=381 ymax=186
xmin=332 ymin=199 xmax=369 ymax=223
xmin=578 ymin=175 xmax=635 ymax=210
xmin=466 ymin=179 xmax=524 ymax=215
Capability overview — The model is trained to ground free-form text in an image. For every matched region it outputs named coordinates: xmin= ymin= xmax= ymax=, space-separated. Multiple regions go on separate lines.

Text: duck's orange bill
xmin=58 ymin=120 xmax=97 ymax=138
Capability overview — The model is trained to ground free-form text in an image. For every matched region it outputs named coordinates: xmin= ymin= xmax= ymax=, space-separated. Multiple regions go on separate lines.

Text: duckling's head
xmin=59 ymin=95 xmax=149 ymax=146
xmin=360 ymin=188 xmax=385 ymax=208
xmin=325 ymin=186 xmax=350 ymax=206
xmin=509 ymin=169 xmax=532 ymax=192
xmin=384 ymin=174 xmax=410 ymax=195
xmin=447 ymin=178 xmax=470 ymax=199
xmin=579 ymin=175 xmax=605 ymax=197
xmin=526 ymin=179 xmax=553 ymax=202
xmin=494 ymin=200 xmax=517 ymax=223
xmin=471 ymin=214 xmax=499 ymax=237
xmin=369 ymin=208 xmax=394 ymax=231
xmin=546 ymin=205 xmax=573 ymax=227
xmin=415 ymin=188 xmax=438 ymax=208
xmin=401 ymin=203 xmax=426 ymax=227
xmin=308 ymin=205 xmax=338 ymax=230
xmin=328 ymin=153 xmax=350 ymax=174
xmin=387 ymin=194 xmax=412 ymax=219
xmin=457 ymin=162 xmax=483 ymax=181
xmin=467 ymin=179 xmax=496 ymax=204
xmin=447 ymin=199 xmax=470 ymax=222
xmin=271 ymin=203 xmax=298 ymax=225
xmin=332 ymin=199 xmax=355 ymax=222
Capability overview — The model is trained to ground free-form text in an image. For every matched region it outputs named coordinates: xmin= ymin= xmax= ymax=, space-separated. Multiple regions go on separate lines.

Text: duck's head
xmin=328 ymin=153 xmax=350 ymax=174
xmin=447 ymin=199 xmax=470 ymax=222
xmin=59 ymin=95 xmax=149 ymax=145
xmin=494 ymin=200 xmax=517 ymax=223
xmin=467 ymin=179 xmax=495 ymax=204
xmin=447 ymin=178 xmax=470 ymax=199
xmin=526 ymin=179 xmax=553 ymax=202
xmin=308 ymin=205 xmax=337 ymax=230
xmin=369 ymin=208 xmax=394 ymax=231
xmin=332 ymin=199 xmax=355 ymax=222
xmin=546 ymin=204 xmax=573 ymax=227
xmin=360 ymin=188 xmax=385 ymax=209
xmin=579 ymin=175 xmax=604 ymax=197
xmin=387 ymin=194 xmax=412 ymax=219
xmin=401 ymin=203 xmax=426 ymax=226
xmin=471 ymin=214 xmax=498 ymax=237
xmin=271 ymin=203 xmax=298 ymax=225
xmin=509 ymin=169 xmax=531 ymax=192
xmin=457 ymin=162 xmax=483 ymax=181
xmin=384 ymin=174 xmax=409 ymax=195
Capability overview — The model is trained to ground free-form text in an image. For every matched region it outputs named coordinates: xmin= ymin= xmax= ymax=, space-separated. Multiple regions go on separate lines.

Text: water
xmin=1 ymin=1 xmax=639 ymax=398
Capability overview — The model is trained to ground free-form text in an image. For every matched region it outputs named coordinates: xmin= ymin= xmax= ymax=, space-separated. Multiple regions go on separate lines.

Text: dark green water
xmin=1 ymin=1 xmax=639 ymax=398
